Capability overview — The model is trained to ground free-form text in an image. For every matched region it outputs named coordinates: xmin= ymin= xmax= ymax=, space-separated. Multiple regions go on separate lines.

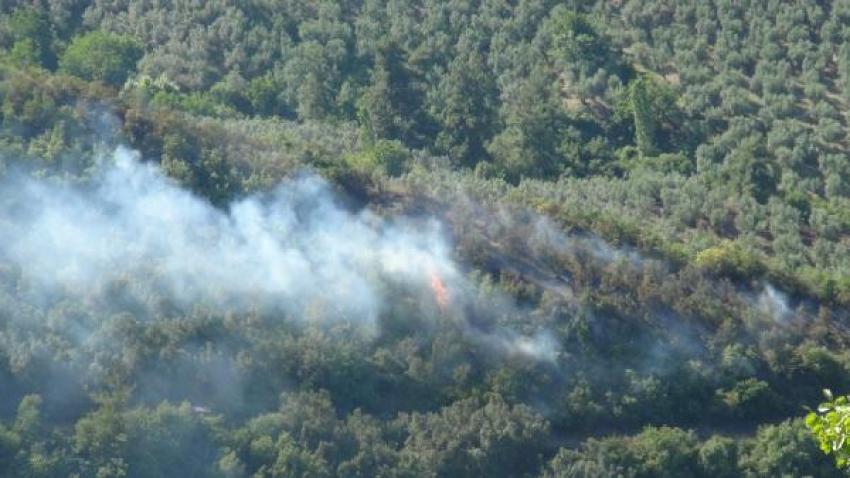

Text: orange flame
xmin=430 ymin=271 xmax=449 ymax=312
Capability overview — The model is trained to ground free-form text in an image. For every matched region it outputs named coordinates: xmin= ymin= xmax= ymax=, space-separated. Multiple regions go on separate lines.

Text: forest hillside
xmin=2 ymin=1 xmax=850 ymax=476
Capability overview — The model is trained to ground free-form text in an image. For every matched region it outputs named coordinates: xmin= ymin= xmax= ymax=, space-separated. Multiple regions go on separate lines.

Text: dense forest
xmin=3 ymin=0 xmax=850 ymax=476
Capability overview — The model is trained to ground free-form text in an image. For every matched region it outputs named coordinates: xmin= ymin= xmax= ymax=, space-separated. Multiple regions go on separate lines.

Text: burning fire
xmin=430 ymin=271 xmax=449 ymax=312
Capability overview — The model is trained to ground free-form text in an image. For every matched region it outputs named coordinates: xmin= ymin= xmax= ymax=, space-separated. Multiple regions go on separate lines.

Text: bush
xmin=717 ymin=378 xmax=779 ymax=419
xmin=693 ymin=240 xmax=764 ymax=279
xmin=344 ymin=140 xmax=412 ymax=177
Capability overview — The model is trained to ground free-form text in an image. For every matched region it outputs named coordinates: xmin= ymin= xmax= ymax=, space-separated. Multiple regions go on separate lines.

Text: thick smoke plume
xmin=0 ymin=147 xmax=555 ymax=360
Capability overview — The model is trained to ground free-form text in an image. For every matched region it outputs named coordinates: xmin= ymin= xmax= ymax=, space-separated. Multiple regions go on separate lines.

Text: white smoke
xmin=529 ymin=215 xmax=643 ymax=267
xmin=492 ymin=330 xmax=560 ymax=363
xmin=0 ymin=147 xmax=457 ymax=326
xmin=757 ymin=284 xmax=792 ymax=323
xmin=0 ymin=147 xmax=557 ymax=360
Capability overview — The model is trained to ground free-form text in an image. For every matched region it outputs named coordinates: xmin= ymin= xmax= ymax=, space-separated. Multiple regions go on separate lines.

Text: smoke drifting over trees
xmin=1 ymin=146 xmax=454 ymax=324
xmin=0 ymin=145 xmax=560 ymax=382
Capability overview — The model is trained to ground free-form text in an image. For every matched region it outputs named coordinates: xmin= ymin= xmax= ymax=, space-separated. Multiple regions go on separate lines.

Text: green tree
xmin=545 ymin=427 xmax=702 ymax=478
xmin=6 ymin=7 xmax=56 ymax=68
xmin=59 ymin=31 xmax=143 ymax=86
xmin=428 ymin=33 xmax=498 ymax=167
xmin=73 ymin=398 xmax=129 ymax=478
xmin=399 ymin=395 xmax=550 ymax=477
xmin=629 ymin=77 xmax=659 ymax=157
xmin=741 ymin=418 xmax=840 ymax=477
xmin=806 ymin=389 xmax=850 ymax=469
xmin=697 ymin=436 xmax=739 ymax=478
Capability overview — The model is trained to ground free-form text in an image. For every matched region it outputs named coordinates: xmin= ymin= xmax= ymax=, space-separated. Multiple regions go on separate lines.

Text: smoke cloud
xmin=757 ymin=284 xmax=793 ymax=324
xmin=0 ymin=147 xmax=555 ymax=361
